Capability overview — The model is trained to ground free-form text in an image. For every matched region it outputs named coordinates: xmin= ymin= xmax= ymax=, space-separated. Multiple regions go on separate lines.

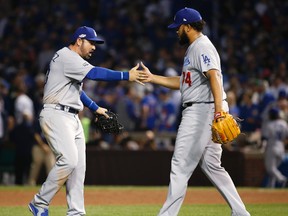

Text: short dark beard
xmin=85 ymin=55 xmax=91 ymax=60
xmin=179 ymin=31 xmax=189 ymax=45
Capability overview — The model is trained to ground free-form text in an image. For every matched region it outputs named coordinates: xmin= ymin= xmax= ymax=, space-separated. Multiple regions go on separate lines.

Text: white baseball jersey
xmin=180 ymin=35 xmax=226 ymax=103
xmin=15 ymin=94 xmax=34 ymax=125
xmin=43 ymin=47 xmax=94 ymax=110
xmin=33 ymin=46 xmax=91 ymax=215
xmin=158 ymin=34 xmax=250 ymax=216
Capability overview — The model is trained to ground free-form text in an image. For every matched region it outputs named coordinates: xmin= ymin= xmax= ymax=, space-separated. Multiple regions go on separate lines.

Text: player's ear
xmin=185 ymin=24 xmax=191 ymax=32
xmin=76 ymin=38 xmax=83 ymax=46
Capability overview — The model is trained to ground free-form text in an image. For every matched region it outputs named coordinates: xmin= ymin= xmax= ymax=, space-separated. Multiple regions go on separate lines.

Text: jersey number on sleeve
xmin=182 ymin=71 xmax=192 ymax=86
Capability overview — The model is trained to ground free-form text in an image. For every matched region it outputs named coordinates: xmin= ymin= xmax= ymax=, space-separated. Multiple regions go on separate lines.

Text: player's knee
xmin=66 ymin=158 xmax=78 ymax=170
xmin=200 ymin=159 xmax=223 ymax=173
xmin=58 ymin=156 xmax=78 ymax=171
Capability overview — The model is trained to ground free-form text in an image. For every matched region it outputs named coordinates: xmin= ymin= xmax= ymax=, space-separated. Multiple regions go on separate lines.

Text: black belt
xmin=183 ymin=99 xmax=227 ymax=108
xmin=43 ymin=104 xmax=79 ymax=114
xmin=57 ymin=104 xmax=79 ymax=114
xmin=183 ymin=101 xmax=214 ymax=108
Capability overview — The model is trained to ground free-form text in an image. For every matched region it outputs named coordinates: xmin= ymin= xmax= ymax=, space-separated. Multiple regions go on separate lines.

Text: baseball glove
xmin=211 ymin=111 xmax=241 ymax=144
xmin=94 ymin=111 xmax=124 ymax=134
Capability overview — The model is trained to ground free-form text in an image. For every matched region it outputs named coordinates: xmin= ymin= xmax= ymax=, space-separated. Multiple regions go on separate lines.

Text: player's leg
xmin=31 ymin=110 xmax=79 ymax=209
xmin=158 ymin=104 xmax=213 ymax=216
xmin=199 ymin=142 xmax=250 ymax=216
xmin=66 ymin=115 xmax=86 ymax=216
xmin=44 ymin=148 xmax=55 ymax=175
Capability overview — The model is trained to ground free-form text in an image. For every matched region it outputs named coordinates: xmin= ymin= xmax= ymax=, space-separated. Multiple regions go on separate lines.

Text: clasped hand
xmin=128 ymin=62 xmax=153 ymax=85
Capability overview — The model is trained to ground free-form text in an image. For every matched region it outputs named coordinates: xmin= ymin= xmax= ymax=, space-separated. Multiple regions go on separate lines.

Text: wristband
xmin=214 ymin=111 xmax=225 ymax=120
xmin=88 ymin=101 xmax=99 ymax=112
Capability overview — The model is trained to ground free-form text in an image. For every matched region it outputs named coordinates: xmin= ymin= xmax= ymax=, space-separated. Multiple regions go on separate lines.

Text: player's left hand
xmin=211 ymin=111 xmax=241 ymax=144
xmin=94 ymin=111 xmax=124 ymax=134
xmin=138 ymin=62 xmax=153 ymax=83
xmin=95 ymin=107 xmax=109 ymax=118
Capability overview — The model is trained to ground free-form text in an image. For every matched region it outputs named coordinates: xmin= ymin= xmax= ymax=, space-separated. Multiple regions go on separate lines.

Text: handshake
xmin=128 ymin=62 xmax=153 ymax=86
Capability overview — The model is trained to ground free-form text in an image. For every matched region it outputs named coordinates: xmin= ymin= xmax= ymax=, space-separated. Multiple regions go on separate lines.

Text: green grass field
xmin=1 ymin=204 xmax=288 ymax=216
xmin=0 ymin=186 xmax=287 ymax=216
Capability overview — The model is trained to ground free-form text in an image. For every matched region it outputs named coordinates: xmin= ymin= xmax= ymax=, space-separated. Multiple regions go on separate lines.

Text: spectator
xmin=116 ymin=84 xmax=141 ymax=131
xmin=156 ymin=87 xmax=177 ymax=132
xmin=261 ymin=90 xmax=288 ymax=130
xmin=0 ymin=78 xmax=9 ymax=145
xmin=27 ymin=121 xmax=55 ymax=186
xmin=10 ymin=78 xmax=34 ymax=185
xmin=141 ymin=130 xmax=157 ymax=150
xmin=238 ymin=90 xmax=262 ymax=147
xmin=117 ymin=131 xmax=140 ymax=151
xmin=139 ymin=83 xmax=157 ymax=131
xmin=239 ymin=90 xmax=261 ymax=133
xmin=254 ymin=79 xmax=276 ymax=115
xmin=37 ymin=42 xmax=55 ymax=73
xmin=155 ymin=87 xmax=177 ymax=150
xmin=226 ymin=90 xmax=240 ymax=118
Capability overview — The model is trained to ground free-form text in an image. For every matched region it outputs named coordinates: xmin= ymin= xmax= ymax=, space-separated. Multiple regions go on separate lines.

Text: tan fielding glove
xmin=211 ymin=111 xmax=241 ymax=144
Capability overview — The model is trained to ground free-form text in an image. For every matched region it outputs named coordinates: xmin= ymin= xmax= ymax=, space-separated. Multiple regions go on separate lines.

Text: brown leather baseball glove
xmin=211 ymin=112 xmax=241 ymax=144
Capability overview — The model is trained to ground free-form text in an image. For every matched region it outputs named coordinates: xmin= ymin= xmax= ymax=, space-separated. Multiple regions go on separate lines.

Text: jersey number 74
xmin=182 ymin=71 xmax=192 ymax=86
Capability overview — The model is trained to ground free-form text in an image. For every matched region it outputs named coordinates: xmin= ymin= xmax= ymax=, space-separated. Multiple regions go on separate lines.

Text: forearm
xmin=34 ymin=133 xmax=46 ymax=147
xmin=80 ymin=91 xmax=99 ymax=112
xmin=152 ymin=75 xmax=180 ymax=90
xmin=85 ymin=67 xmax=129 ymax=81
xmin=208 ymin=70 xmax=223 ymax=112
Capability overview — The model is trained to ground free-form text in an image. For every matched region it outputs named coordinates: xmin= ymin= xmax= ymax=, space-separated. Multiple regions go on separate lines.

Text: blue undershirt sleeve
xmin=80 ymin=91 xmax=99 ymax=112
xmin=85 ymin=67 xmax=129 ymax=81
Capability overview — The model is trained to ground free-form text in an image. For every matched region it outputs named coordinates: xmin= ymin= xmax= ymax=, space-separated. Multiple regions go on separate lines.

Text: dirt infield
xmin=0 ymin=187 xmax=287 ymax=206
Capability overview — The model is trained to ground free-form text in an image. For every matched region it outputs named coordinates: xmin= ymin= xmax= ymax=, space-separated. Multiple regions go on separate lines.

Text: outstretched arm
xmin=85 ymin=63 xmax=144 ymax=85
xmin=139 ymin=62 xmax=180 ymax=90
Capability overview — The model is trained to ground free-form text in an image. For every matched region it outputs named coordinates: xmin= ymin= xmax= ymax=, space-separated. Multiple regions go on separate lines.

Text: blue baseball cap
xmin=71 ymin=26 xmax=104 ymax=44
xmin=278 ymin=89 xmax=287 ymax=99
xmin=168 ymin=7 xmax=202 ymax=29
xmin=269 ymin=107 xmax=280 ymax=118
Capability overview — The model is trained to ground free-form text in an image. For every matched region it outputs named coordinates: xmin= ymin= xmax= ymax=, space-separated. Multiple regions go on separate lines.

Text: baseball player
xmin=139 ymin=8 xmax=250 ymax=216
xmin=262 ymin=107 xmax=288 ymax=188
xmin=28 ymin=26 xmax=143 ymax=216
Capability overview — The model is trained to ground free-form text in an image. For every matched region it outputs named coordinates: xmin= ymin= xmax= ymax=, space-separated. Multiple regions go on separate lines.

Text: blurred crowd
xmin=0 ymin=0 xmax=288 ymax=184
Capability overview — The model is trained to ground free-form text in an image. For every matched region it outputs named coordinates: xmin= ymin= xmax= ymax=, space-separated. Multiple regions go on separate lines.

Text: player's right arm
xmin=140 ymin=62 xmax=180 ymax=90
xmin=84 ymin=63 xmax=143 ymax=85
